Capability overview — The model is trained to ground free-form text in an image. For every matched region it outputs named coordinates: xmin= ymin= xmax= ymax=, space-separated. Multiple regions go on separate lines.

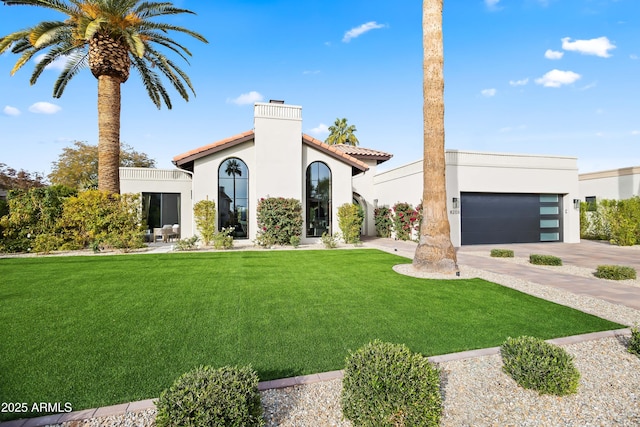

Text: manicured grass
xmin=0 ymin=249 xmax=623 ymax=421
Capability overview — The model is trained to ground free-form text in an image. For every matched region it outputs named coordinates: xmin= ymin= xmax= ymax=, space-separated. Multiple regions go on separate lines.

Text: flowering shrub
xmin=374 ymin=206 xmax=392 ymax=238
xmin=255 ymin=197 xmax=303 ymax=246
xmin=392 ymin=202 xmax=419 ymax=241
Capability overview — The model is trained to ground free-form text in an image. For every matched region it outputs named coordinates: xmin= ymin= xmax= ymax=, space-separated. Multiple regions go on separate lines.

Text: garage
xmin=461 ymin=192 xmax=563 ymax=245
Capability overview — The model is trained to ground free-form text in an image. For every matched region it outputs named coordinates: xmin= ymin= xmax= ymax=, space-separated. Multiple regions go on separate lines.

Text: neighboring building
xmin=121 ymin=101 xmax=583 ymax=246
xmin=579 ymin=166 xmax=640 ymax=203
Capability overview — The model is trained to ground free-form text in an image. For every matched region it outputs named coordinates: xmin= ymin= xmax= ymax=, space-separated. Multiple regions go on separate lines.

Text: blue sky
xmin=1 ymin=0 xmax=639 ymax=177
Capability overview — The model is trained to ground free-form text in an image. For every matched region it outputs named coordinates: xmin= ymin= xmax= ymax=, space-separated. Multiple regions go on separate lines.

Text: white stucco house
xmin=121 ymin=100 xmax=583 ymax=246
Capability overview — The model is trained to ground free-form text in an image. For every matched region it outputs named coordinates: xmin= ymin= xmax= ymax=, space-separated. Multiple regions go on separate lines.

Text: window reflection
xmin=306 ymin=162 xmax=331 ymax=237
xmin=218 ymin=158 xmax=249 ymax=238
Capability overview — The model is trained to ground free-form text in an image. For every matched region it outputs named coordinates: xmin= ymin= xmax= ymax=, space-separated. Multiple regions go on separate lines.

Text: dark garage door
xmin=461 ymin=193 xmax=563 ymax=245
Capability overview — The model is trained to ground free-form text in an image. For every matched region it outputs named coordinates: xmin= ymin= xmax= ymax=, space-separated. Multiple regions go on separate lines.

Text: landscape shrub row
xmin=0 ymin=187 xmax=145 ymax=253
xmin=581 ymin=197 xmax=640 ymax=246
xmin=374 ymin=202 xmax=422 ymax=241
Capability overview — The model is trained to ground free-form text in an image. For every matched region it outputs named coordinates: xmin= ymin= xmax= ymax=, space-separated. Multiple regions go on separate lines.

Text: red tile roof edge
xmin=302 ymin=134 xmax=369 ymax=172
xmin=172 ymin=130 xmax=255 ymax=165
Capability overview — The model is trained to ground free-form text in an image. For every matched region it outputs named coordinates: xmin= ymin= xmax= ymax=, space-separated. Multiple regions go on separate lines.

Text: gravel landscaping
xmin=23 ymin=257 xmax=640 ymax=427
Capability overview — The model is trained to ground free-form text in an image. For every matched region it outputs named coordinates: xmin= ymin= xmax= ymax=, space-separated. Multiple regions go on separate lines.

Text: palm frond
xmin=130 ymin=54 xmax=163 ymax=108
xmin=138 ymin=21 xmax=207 ymax=44
xmin=0 ymin=29 xmax=30 ymax=53
xmin=30 ymin=41 xmax=83 ymax=84
xmin=29 ymin=20 xmax=68 ymax=47
xmin=134 ymin=2 xmax=195 ymax=19
xmin=138 ymin=30 xmax=190 ymax=61
xmin=52 ymin=50 xmax=88 ymax=97
xmin=3 ymin=0 xmax=77 ymax=15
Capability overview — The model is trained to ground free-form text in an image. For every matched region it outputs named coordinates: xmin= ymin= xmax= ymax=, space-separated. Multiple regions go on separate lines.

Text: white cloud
xmin=630 ymin=54 xmax=639 ymax=60
xmin=308 ymin=123 xmax=329 ymax=136
xmin=227 ymin=91 xmax=264 ymax=106
xmin=3 ymin=105 xmax=21 ymax=116
xmin=34 ymin=53 xmax=70 ymax=71
xmin=545 ymin=49 xmax=564 ymax=60
xmin=28 ymin=102 xmax=61 ymax=114
xmin=561 ymin=36 xmax=616 ymax=58
xmin=509 ymin=78 xmax=529 ymax=87
xmin=535 ymin=69 xmax=581 ymax=88
xmin=631 ymin=130 xmax=640 ymax=136
xmin=481 ymin=88 xmax=497 ymax=97
xmin=485 ymin=0 xmax=501 ymax=9
xmin=342 ymin=21 xmax=387 ymax=43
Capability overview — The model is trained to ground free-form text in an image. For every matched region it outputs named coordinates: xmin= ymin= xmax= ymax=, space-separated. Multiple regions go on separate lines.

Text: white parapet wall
xmin=579 ymin=166 xmax=640 ymax=201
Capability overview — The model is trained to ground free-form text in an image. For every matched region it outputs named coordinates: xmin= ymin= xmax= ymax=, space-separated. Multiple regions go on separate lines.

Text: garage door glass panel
xmin=541 ymin=232 xmax=560 ymax=241
xmin=540 ymin=195 xmax=558 ymax=203
xmin=540 ymin=219 xmax=559 ymax=228
xmin=540 ymin=206 xmax=559 ymax=215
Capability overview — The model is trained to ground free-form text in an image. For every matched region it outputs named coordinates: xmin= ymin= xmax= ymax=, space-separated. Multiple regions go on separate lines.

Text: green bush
xmin=338 ymin=203 xmax=364 ymax=244
xmin=0 ymin=185 xmax=76 ymax=252
xmin=490 ymin=249 xmax=514 ymax=258
xmin=501 ymin=336 xmax=580 ymax=396
xmin=594 ymin=265 xmax=637 ymax=280
xmin=155 ymin=365 xmax=264 ymax=427
xmin=193 ymin=199 xmax=216 ymax=246
xmin=255 ymin=197 xmax=303 ymax=246
xmin=341 ymin=340 xmax=442 ymax=427
xmin=174 ymin=235 xmax=199 ymax=251
xmin=212 ymin=227 xmax=234 ymax=250
xmin=57 ymin=190 xmax=145 ymax=251
xmin=321 ymin=231 xmax=337 ymax=249
xmin=289 ymin=234 xmax=300 ymax=248
xmin=529 ymin=254 xmax=563 ymax=266
xmin=581 ymin=197 xmax=640 ymax=245
xmin=629 ymin=325 xmax=640 ymax=357
xmin=374 ymin=206 xmax=393 ymax=238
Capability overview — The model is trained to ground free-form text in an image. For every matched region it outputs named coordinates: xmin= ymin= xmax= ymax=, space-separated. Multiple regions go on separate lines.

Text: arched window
xmin=306 ymin=161 xmax=331 ymax=237
xmin=218 ymin=158 xmax=249 ymax=238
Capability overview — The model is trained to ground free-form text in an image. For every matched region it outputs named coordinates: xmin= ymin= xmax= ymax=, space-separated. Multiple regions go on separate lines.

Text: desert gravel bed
xmin=40 ymin=262 xmax=640 ymax=427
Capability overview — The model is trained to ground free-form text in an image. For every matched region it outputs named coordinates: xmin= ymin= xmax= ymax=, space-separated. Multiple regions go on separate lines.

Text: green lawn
xmin=0 ymin=249 xmax=623 ymax=421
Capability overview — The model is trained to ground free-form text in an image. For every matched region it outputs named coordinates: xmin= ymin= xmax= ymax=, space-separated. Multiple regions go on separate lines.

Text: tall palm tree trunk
xmin=413 ymin=0 xmax=458 ymax=273
xmin=97 ymin=75 xmax=122 ymax=194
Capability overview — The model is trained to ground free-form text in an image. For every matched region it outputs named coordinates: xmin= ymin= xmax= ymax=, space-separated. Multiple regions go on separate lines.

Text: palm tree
xmin=325 ymin=117 xmax=360 ymax=146
xmin=0 ymin=0 xmax=208 ymax=194
xmin=224 ymin=158 xmax=241 ymax=226
xmin=413 ymin=0 xmax=458 ymax=273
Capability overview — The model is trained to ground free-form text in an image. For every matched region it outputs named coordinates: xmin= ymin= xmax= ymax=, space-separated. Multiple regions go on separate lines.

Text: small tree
xmin=338 ymin=203 xmax=363 ymax=244
xmin=49 ymin=141 xmax=156 ymax=190
xmin=194 ymin=199 xmax=216 ymax=246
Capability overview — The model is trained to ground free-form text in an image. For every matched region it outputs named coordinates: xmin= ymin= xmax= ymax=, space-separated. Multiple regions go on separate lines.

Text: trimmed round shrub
xmin=529 ymin=254 xmax=563 ymax=266
xmin=594 ymin=265 xmax=637 ymax=280
xmin=341 ymin=340 xmax=442 ymax=427
xmin=155 ymin=365 xmax=264 ymax=427
xmin=500 ymin=336 xmax=580 ymax=396
xmin=629 ymin=325 xmax=640 ymax=357
xmin=490 ymin=249 xmax=514 ymax=258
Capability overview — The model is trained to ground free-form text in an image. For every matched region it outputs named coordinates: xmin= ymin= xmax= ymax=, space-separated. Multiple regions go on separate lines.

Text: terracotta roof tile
xmin=173 ymin=130 xmax=255 ymax=165
xmin=331 ymin=145 xmax=393 ymax=161
xmin=302 ymin=134 xmax=369 ymax=172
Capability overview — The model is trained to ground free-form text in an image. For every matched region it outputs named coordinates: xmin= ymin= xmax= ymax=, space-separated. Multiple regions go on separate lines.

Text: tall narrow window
xmin=219 ymin=158 xmax=249 ymax=238
xmin=306 ymin=162 xmax=331 ymax=237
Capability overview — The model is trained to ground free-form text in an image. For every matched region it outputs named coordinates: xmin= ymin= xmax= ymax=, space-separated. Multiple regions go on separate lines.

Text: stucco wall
xmin=120 ymin=167 xmax=194 ymax=237
xmin=579 ymin=167 xmax=640 ymax=201
xmin=192 ymin=140 xmax=257 ymax=239
xmin=372 ymin=150 xmax=580 ymax=246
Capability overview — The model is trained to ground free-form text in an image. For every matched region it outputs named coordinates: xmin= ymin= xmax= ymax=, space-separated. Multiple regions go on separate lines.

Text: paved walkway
xmin=363 ymin=238 xmax=640 ymax=311
xmin=2 ymin=238 xmax=638 ymax=427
